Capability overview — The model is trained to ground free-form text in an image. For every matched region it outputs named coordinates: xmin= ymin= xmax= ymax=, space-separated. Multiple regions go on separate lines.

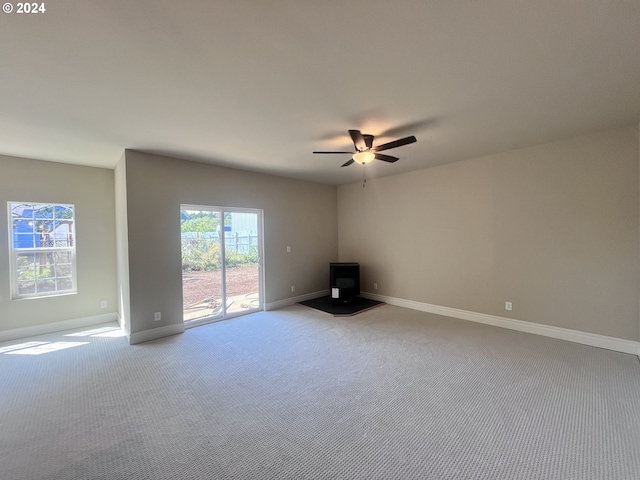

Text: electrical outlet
xmin=291 ymin=285 xmax=295 ymax=293
xmin=286 ymin=246 xmax=291 ymax=253
xmin=505 ymin=302 xmax=513 ymax=311
xmin=100 ymin=300 xmax=107 ymax=309
xmin=154 ymin=312 xmax=162 ymax=321
xmin=373 ymin=283 xmax=378 ymax=290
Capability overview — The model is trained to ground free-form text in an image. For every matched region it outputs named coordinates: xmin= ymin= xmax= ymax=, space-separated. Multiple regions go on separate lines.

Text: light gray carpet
xmin=1 ymin=305 xmax=640 ymax=479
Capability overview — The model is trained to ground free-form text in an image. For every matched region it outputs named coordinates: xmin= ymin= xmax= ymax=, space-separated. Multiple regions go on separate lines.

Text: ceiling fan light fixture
xmin=353 ymin=150 xmax=375 ymax=164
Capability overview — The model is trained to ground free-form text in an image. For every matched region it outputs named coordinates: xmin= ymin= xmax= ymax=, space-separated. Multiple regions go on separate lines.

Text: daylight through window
xmin=8 ymin=202 xmax=77 ymax=299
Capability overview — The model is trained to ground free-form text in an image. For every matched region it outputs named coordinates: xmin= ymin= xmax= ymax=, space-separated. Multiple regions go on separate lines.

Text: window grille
xmin=8 ymin=202 xmax=77 ymax=299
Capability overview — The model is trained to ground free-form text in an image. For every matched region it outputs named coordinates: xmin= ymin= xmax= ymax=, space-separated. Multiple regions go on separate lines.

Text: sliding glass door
xmin=181 ymin=206 xmax=263 ymax=325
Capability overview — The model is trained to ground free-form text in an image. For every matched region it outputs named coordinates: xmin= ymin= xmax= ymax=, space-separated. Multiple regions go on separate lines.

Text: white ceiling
xmin=1 ymin=1 xmax=639 ymax=185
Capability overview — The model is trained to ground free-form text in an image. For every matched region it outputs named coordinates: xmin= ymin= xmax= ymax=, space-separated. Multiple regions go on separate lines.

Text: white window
xmin=8 ymin=202 xmax=77 ymax=299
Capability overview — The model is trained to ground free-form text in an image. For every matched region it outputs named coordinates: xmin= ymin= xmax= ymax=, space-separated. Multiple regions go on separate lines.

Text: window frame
xmin=7 ymin=201 xmax=78 ymax=300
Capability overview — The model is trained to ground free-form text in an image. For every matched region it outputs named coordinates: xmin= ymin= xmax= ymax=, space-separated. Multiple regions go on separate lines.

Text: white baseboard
xmin=266 ymin=290 xmax=329 ymax=311
xmin=129 ymin=323 xmax=185 ymax=345
xmin=0 ymin=313 xmax=119 ymax=343
xmin=361 ymin=292 xmax=640 ymax=356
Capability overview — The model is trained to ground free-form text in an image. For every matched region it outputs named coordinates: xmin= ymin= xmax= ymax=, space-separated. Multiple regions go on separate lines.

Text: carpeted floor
xmin=1 ymin=305 xmax=640 ymax=479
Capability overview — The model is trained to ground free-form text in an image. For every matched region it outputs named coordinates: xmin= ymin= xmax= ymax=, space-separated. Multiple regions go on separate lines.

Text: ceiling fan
xmin=313 ymin=129 xmax=417 ymax=167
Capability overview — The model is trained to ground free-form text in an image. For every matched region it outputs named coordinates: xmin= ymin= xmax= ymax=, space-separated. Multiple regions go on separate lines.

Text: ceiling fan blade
xmin=375 ymin=153 xmax=399 ymax=163
xmin=349 ymin=130 xmax=366 ymax=150
xmin=341 ymin=159 xmax=355 ymax=167
xmin=363 ymin=134 xmax=374 ymax=149
xmin=312 ymin=151 xmax=354 ymax=154
xmin=372 ymin=135 xmax=417 ymax=152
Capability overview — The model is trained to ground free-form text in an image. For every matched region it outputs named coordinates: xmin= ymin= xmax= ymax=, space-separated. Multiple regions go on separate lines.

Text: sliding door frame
xmin=181 ymin=204 xmax=265 ymax=328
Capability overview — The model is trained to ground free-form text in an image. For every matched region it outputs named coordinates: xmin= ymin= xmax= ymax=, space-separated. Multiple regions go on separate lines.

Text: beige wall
xmin=123 ymin=150 xmax=338 ymax=335
xmin=338 ymin=126 xmax=640 ymax=341
xmin=0 ymin=155 xmax=117 ymax=331
xmin=2 ymin=126 xmax=637 ymax=343
xmin=114 ymin=152 xmax=131 ymax=334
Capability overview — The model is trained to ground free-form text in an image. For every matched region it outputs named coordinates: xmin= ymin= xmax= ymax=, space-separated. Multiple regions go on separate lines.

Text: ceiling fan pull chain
xmin=362 ymin=165 xmax=366 ymax=188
